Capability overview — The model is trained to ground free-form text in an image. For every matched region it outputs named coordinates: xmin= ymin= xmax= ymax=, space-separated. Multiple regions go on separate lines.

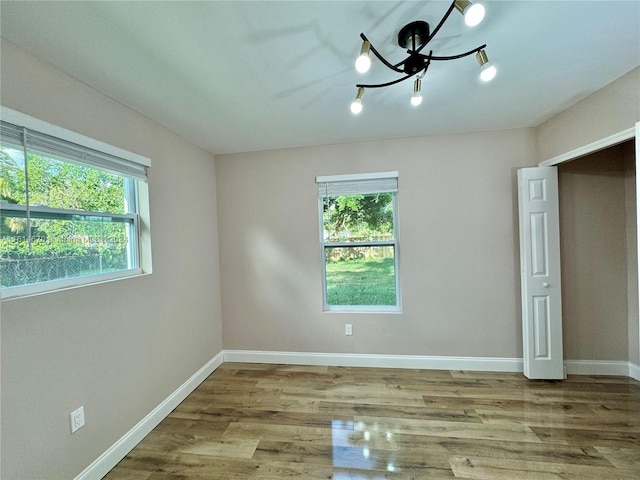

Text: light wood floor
xmin=104 ymin=363 xmax=640 ymax=479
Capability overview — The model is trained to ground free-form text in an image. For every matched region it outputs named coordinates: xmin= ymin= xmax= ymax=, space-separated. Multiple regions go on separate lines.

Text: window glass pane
xmin=325 ymin=246 xmax=396 ymax=306
xmin=323 ymin=193 xmax=394 ymax=242
xmin=0 ymin=144 xmax=27 ymax=206
xmin=1 ymin=116 xmax=148 ymax=296
xmin=0 ymin=216 xmax=132 ymax=288
xmin=26 ymin=153 xmax=126 ymax=213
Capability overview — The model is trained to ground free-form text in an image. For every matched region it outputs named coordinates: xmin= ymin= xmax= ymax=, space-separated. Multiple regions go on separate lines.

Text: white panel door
xmin=518 ymin=167 xmax=564 ymax=379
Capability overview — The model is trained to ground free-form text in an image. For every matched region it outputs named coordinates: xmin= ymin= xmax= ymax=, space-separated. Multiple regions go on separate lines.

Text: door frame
xmin=537 ymin=123 xmax=640 ymax=380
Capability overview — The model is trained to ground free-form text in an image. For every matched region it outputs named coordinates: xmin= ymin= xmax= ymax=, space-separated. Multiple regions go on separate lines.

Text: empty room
xmin=0 ymin=1 xmax=639 ymax=479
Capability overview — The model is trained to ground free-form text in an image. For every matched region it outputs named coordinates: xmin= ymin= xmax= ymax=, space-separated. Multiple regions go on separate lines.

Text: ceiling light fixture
xmin=351 ymin=0 xmax=494 ymax=113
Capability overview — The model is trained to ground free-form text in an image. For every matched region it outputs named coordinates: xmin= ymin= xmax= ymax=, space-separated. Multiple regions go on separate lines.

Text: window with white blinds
xmin=0 ymin=121 xmax=148 ymax=181
xmin=316 ymin=171 xmax=401 ymax=312
xmin=0 ymin=108 xmax=151 ymax=298
xmin=317 ymin=173 xmax=398 ymax=198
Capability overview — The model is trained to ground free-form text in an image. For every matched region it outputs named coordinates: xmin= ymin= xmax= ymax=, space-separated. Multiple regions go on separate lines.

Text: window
xmin=0 ymin=108 xmax=150 ymax=298
xmin=317 ymin=172 xmax=400 ymax=312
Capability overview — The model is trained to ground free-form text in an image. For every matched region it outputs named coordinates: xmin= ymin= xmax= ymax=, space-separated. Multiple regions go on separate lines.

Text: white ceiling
xmin=1 ymin=1 xmax=639 ymax=155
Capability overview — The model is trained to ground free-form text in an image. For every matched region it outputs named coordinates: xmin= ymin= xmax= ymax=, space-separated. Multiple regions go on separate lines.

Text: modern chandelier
xmin=351 ymin=0 xmax=496 ymax=114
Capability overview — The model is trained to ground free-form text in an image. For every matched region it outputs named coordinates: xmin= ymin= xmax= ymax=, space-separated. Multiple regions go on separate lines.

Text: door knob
xmin=543 ymin=282 xmax=550 ymax=288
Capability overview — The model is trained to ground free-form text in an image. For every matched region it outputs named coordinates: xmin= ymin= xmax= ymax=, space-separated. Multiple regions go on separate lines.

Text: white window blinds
xmin=0 ymin=120 xmax=148 ymax=181
xmin=316 ymin=171 xmax=398 ymax=197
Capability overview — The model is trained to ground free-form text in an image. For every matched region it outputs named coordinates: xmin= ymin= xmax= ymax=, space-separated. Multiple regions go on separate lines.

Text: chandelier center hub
xmin=398 ymin=21 xmax=430 ymax=50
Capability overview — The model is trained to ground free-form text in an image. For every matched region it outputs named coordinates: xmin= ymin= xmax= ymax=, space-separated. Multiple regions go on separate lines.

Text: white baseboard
xmin=563 ymin=359 xmax=634 ymax=377
xmin=75 ymin=351 xmax=224 ymax=480
xmin=224 ymin=350 xmax=640 ymax=380
xmin=223 ymin=350 xmax=524 ymax=372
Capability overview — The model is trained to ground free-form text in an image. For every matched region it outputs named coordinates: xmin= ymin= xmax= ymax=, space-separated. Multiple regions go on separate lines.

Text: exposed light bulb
xmin=480 ymin=64 xmax=497 ymax=82
xmin=411 ymin=77 xmax=422 ymax=106
xmin=455 ymin=0 xmax=485 ymax=27
xmin=350 ymin=87 xmax=365 ymax=114
xmin=464 ymin=3 xmax=485 ymax=27
xmin=355 ymin=55 xmax=371 ymax=73
xmin=476 ymin=49 xmax=496 ymax=82
xmin=355 ymin=40 xmax=371 ymax=73
xmin=350 ymin=99 xmax=363 ymax=114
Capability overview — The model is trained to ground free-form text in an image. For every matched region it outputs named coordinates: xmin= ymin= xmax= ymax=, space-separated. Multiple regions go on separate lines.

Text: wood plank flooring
xmin=104 ymin=363 xmax=640 ymax=479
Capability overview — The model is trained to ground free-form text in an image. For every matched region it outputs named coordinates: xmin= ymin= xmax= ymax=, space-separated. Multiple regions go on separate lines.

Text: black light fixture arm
xmin=425 ymin=44 xmax=486 ymax=61
xmin=359 ymin=33 xmax=405 ymax=74
xmin=416 ymin=0 xmax=457 ymax=54
xmin=357 ymin=53 xmax=432 ymax=89
xmin=356 ymin=73 xmax=415 ymax=90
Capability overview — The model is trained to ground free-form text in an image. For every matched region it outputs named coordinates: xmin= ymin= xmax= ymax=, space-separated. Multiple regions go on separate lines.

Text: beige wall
xmin=558 ymin=144 xmax=631 ymax=360
xmin=536 ymin=67 xmax=639 ymax=162
xmin=0 ymin=39 xmax=224 ymax=479
xmin=216 ymin=129 xmax=537 ymax=358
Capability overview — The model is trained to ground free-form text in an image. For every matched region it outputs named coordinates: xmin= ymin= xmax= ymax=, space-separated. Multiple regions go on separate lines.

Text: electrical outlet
xmin=345 ymin=323 xmax=353 ymax=336
xmin=70 ymin=406 xmax=85 ymax=434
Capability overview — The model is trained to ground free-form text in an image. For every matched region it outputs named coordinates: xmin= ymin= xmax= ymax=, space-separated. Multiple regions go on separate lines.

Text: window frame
xmin=0 ymin=106 xmax=151 ymax=299
xmin=317 ymin=171 xmax=401 ymax=313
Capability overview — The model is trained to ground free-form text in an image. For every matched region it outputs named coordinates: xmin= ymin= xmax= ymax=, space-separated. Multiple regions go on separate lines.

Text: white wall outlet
xmin=345 ymin=323 xmax=353 ymax=336
xmin=70 ymin=406 xmax=85 ymax=433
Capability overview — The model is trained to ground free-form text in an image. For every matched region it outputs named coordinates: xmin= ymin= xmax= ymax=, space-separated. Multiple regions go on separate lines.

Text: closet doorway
xmin=520 ymin=126 xmax=639 ymax=379
xmin=557 ymin=139 xmax=638 ymax=368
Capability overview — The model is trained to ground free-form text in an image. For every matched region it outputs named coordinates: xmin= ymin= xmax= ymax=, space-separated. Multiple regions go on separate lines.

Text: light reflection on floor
xmin=331 ymin=419 xmax=398 ymax=477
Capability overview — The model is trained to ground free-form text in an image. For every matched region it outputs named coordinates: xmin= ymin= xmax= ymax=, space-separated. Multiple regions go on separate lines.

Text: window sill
xmin=323 ymin=306 xmax=403 ymax=314
xmin=0 ymin=269 xmax=148 ymax=301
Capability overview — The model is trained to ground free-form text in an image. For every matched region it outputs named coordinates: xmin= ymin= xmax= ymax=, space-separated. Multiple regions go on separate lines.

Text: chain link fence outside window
xmin=1 ymin=251 xmax=127 ymax=288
